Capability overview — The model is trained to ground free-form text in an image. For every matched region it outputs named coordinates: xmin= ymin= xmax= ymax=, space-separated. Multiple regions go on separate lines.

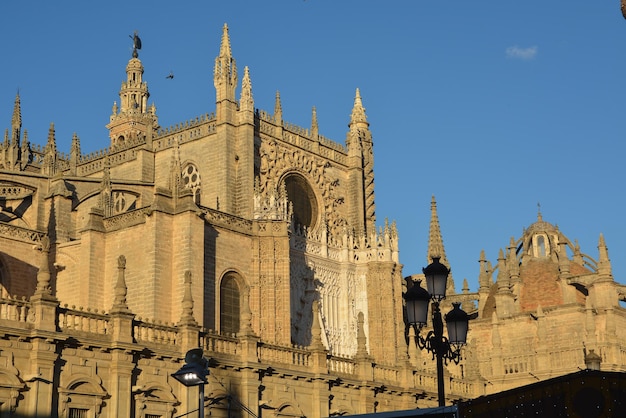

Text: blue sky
xmin=1 ymin=1 xmax=625 ymax=292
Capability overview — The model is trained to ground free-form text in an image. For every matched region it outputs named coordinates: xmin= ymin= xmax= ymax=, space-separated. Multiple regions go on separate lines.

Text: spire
xmin=345 ymin=89 xmax=376 ymax=236
xmin=240 ymin=66 xmax=254 ymax=114
xmin=349 ymin=88 xmax=368 ymax=128
xmin=70 ymin=133 xmax=81 ymax=157
xmin=311 ymin=106 xmax=319 ymax=139
xmin=111 ymin=255 xmax=130 ymax=313
xmin=179 ymin=271 xmax=198 ymax=326
xmin=11 ymin=92 xmax=21 ymax=146
xmin=427 ymin=196 xmax=449 ymax=267
xmin=214 ymin=23 xmax=237 ymax=103
xmin=218 ymin=23 xmax=232 ymax=58
xmin=274 ymin=91 xmax=282 ymax=124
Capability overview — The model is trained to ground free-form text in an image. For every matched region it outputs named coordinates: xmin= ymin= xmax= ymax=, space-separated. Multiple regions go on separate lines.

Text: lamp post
xmin=403 ymin=257 xmax=469 ymax=407
xmin=172 ymin=348 xmax=209 ymax=418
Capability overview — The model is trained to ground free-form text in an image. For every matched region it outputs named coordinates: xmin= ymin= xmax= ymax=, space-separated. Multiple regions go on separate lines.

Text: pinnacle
xmin=219 ymin=23 xmax=232 ymax=58
xmin=349 ymin=88 xmax=368 ymax=126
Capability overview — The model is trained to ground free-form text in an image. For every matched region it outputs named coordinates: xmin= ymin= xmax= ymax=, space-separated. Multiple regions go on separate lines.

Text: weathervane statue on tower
xmin=129 ymin=30 xmax=142 ymax=58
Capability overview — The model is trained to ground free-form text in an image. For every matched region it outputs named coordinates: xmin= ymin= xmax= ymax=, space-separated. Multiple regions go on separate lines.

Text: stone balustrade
xmin=0 ymin=296 xmax=31 ymax=323
xmin=59 ymin=306 xmax=109 ymax=335
xmin=0 ymin=295 xmax=481 ymax=403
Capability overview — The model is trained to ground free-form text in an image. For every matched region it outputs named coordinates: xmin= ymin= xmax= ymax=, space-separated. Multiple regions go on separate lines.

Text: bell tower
xmin=107 ymin=31 xmax=158 ymax=148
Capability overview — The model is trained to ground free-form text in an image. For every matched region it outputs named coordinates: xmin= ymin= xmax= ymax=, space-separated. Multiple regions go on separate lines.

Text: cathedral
xmin=0 ymin=24 xmax=625 ymax=417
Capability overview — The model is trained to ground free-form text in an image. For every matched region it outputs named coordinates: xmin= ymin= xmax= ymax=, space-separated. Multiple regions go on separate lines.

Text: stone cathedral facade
xmin=0 ymin=24 xmax=626 ymax=418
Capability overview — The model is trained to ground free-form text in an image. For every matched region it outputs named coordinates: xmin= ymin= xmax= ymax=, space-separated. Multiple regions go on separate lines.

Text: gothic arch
xmin=112 ymin=190 xmax=139 ymax=214
xmin=217 ymin=270 xmax=247 ymax=336
xmin=279 ymin=171 xmax=320 ymax=230
xmin=0 ymin=180 xmax=35 ymax=227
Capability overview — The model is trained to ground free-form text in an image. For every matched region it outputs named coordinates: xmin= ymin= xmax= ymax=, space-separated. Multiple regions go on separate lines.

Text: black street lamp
xmin=172 ymin=348 xmax=209 ymax=418
xmin=404 ymin=257 xmax=470 ymax=407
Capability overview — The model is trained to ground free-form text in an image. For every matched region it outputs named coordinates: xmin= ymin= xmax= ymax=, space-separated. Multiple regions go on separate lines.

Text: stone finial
xmin=309 ymin=300 xmax=325 ymax=351
xmin=11 ymin=92 xmax=21 ymax=146
xmin=274 ymin=91 xmax=283 ymax=123
xmin=34 ymin=235 xmax=53 ymax=298
xmin=557 ymin=235 xmax=571 ymax=276
xmin=41 ymin=123 xmax=58 ymax=176
xmin=70 ymin=133 xmax=81 ymax=158
xmin=240 ymin=66 xmax=254 ymax=113
xmin=478 ymin=249 xmax=491 ymax=291
xmin=179 ymin=271 xmax=198 ymax=326
xmin=507 ymin=237 xmax=520 ymax=279
xmin=355 ymin=311 xmax=369 ymax=359
xmin=311 ymin=106 xmax=319 ymax=139
xmin=597 ymin=233 xmax=612 ymax=276
xmin=111 ymin=255 xmax=130 ymax=313
xmin=239 ymin=287 xmax=254 ymax=336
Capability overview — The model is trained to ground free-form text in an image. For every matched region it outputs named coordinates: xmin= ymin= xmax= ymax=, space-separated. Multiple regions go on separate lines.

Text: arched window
xmin=220 ymin=273 xmax=240 ymax=336
xmin=532 ymin=234 xmax=549 ymax=258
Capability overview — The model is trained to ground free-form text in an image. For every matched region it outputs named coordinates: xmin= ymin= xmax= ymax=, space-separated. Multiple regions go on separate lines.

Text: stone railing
xmin=0 ymin=295 xmax=479 ymax=404
xmin=203 ymin=330 xmax=238 ymax=356
xmin=328 ymin=356 xmax=356 ymax=376
xmin=257 ymin=342 xmax=310 ymax=367
xmin=0 ymin=223 xmax=45 ymax=244
xmin=134 ymin=318 xmax=178 ymax=345
xmin=59 ymin=306 xmax=109 ymax=335
xmin=373 ymin=364 xmax=399 ymax=383
xmin=0 ymin=296 xmax=31 ymax=324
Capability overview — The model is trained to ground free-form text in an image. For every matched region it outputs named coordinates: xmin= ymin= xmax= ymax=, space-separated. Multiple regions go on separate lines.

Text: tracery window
xmin=113 ymin=191 xmax=138 ymax=214
xmin=182 ymin=163 xmax=201 ymax=204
